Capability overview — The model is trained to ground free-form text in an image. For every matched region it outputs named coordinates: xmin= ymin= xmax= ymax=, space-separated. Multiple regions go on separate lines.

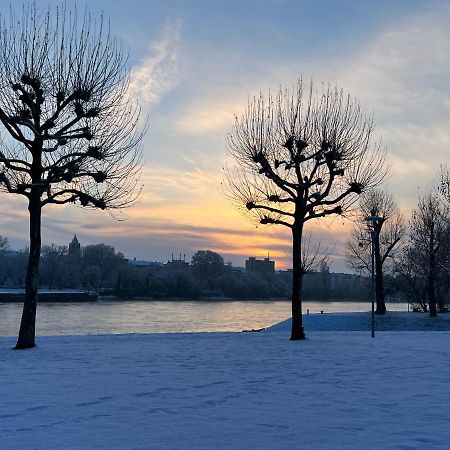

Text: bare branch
xmin=0 ymin=3 xmax=145 ymax=210
xmin=224 ymin=78 xmax=387 ymax=338
xmin=346 ymin=188 xmax=405 ymax=275
xmin=225 ymin=79 xmax=387 ymax=229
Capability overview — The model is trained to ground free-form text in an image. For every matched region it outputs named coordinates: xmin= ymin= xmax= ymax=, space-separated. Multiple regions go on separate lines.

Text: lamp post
xmin=364 ymin=214 xmax=383 ymax=338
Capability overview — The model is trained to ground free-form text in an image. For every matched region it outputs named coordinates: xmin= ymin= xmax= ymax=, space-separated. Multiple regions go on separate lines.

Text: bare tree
xmin=40 ymin=244 xmax=68 ymax=289
xmin=299 ymin=233 xmax=332 ymax=274
xmin=225 ymin=80 xmax=386 ymax=340
xmin=82 ymin=243 xmax=125 ymax=289
xmin=0 ymin=4 xmax=145 ymax=349
xmin=396 ymin=244 xmax=428 ymax=312
xmin=437 ymin=166 xmax=450 ymax=279
xmin=440 ymin=165 xmax=450 ymax=206
xmin=0 ymin=235 xmax=10 ymax=253
xmin=345 ymin=189 xmax=404 ymax=313
xmin=191 ymin=250 xmax=225 ymax=289
xmin=407 ymin=193 xmax=449 ymax=316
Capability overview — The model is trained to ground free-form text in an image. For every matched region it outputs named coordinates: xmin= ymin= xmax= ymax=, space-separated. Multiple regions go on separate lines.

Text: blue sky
xmin=0 ymin=0 xmax=448 ymax=271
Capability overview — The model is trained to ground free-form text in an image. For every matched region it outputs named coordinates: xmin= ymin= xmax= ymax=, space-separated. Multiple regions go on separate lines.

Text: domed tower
xmin=69 ymin=235 xmax=81 ymax=258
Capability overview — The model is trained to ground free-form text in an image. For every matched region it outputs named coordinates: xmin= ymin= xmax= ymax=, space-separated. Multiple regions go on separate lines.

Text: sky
xmin=0 ymin=0 xmax=449 ymax=271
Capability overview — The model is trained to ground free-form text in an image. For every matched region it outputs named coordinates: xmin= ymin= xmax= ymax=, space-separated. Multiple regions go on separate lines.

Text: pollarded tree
xmin=0 ymin=4 xmax=145 ymax=349
xmin=225 ymin=80 xmax=386 ymax=340
xmin=345 ymin=189 xmax=404 ymax=314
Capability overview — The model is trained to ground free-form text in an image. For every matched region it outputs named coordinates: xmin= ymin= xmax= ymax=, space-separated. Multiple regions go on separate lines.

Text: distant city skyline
xmin=0 ymin=0 xmax=448 ymax=272
xmin=4 ymin=233 xmax=283 ymax=270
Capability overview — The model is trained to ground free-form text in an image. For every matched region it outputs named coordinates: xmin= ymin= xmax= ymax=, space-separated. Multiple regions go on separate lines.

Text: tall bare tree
xmin=225 ymin=80 xmax=386 ymax=340
xmin=438 ymin=166 xmax=450 ymax=279
xmin=407 ymin=193 xmax=449 ymax=316
xmin=396 ymin=242 xmax=428 ymax=312
xmin=0 ymin=4 xmax=144 ymax=349
xmin=346 ymin=189 xmax=404 ymax=313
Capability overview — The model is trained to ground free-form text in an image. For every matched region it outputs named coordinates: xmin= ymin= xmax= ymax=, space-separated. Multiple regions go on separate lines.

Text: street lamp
xmin=364 ymin=214 xmax=383 ymax=338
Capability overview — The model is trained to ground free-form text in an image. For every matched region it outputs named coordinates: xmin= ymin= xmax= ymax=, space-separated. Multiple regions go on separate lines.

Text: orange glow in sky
xmin=0 ymin=1 xmax=448 ymax=274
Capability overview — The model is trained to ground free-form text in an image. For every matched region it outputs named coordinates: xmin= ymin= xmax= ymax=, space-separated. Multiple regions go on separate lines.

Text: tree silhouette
xmin=82 ymin=243 xmax=126 ymax=289
xmin=40 ymin=244 xmax=68 ymax=289
xmin=191 ymin=250 xmax=225 ymax=289
xmin=0 ymin=235 xmax=10 ymax=253
xmin=0 ymin=4 xmax=144 ymax=349
xmin=225 ymin=80 xmax=386 ymax=340
xmin=191 ymin=250 xmax=225 ymax=276
xmin=346 ymin=189 xmax=404 ymax=313
xmin=440 ymin=166 xmax=450 ymax=206
xmin=407 ymin=193 xmax=449 ymax=316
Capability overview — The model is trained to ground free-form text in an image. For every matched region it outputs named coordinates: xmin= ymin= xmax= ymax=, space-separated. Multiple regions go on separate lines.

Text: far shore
xmin=0 ymin=292 xmax=407 ymax=304
xmin=98 ymin=295 xmax=391 ymax=303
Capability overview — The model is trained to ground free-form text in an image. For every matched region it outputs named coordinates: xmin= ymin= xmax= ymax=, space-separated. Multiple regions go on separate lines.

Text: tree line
xmin=0 ymin=243 xmax=369 ymax=300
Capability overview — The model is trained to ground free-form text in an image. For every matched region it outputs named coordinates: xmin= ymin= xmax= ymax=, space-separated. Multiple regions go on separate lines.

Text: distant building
xmin=166 ymin=254 xmax=189 ymax=271
xmin=128 ymin=258 xmax=164 ymax=269
xmin=68 ymin=235 xmax=81 ymax=258
xmin=245 ymin=256 xmax=275 ymax=273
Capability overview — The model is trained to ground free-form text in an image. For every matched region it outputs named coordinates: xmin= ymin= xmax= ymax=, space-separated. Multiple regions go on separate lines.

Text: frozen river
xmin=0 ymin=299 xmax=408 ymax=336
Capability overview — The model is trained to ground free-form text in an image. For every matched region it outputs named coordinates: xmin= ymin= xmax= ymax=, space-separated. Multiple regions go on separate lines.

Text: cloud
xmin=128 ymin=19 xmax=182 ymax=105
xmin=175 ymin=97 xmax=244 ymax=135
xmin=170 ymin=3 xmax=450 ymax=225
xmin=336 ymin=7 xmax=450 ymax=123
xmin=7 ymin=5 xmax=450 ymax=274
xmin=325 ymin=5 xmax=450 ymax=208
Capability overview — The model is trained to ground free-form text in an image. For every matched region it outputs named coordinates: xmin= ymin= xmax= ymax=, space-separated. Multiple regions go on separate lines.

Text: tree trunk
xmin=428 ymin=257 xmax=437 ymax=317
xmin=291 ymin=223 xmax=306 ymax=340
xmin=374 ymin=228 xmax=386 ymax=314
xmin=428 ymin=224 xmax=437 ymax=317
xmin=428 ymin=270 xmax=437 ymax=317
xmin=15 ymin=197 xmax=42 ymax=349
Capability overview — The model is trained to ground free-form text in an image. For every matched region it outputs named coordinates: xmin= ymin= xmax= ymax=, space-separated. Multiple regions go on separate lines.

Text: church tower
xmin=69 ymin=235 xmax=81 ymax=258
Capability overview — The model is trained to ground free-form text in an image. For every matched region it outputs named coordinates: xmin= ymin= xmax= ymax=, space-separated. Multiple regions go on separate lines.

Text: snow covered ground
xmin=2 ymin=312 xmax=450 ymax=450
xmin=269 ymin=310 xmax=450 ymax=332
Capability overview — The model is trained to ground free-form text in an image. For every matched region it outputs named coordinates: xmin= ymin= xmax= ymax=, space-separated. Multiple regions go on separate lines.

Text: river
xmin=0 ymin=299 xmax=409 ymax=336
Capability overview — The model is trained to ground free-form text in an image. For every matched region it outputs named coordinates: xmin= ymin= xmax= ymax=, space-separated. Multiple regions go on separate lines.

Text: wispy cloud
xmin=6 ymin=4 xmax=450 ymax=274
xmin=328 ymin=5 xmax=450 ymax=208
xmin=129 ymin=19 xmax=182 ymax=105
xmin=175 ymin=98 xmax=239 ymax=135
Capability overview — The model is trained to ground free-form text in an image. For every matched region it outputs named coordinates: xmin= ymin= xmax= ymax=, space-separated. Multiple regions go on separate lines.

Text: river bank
xmin=0 ymin=288 xmax=97 ymax=302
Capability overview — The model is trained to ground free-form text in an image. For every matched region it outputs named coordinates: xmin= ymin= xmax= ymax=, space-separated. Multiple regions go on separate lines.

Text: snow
xmin=268 ymin=311 xmax=450 ymax=332
xmin=2 ymin=313 xmax=450 ymax=449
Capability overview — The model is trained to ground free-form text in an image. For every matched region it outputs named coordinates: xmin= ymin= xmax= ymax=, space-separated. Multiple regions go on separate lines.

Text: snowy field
xmin=270 ymin=310 xmax=450 ymax=332
xmin=2 ymin=312 xmax=450 ymax=450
